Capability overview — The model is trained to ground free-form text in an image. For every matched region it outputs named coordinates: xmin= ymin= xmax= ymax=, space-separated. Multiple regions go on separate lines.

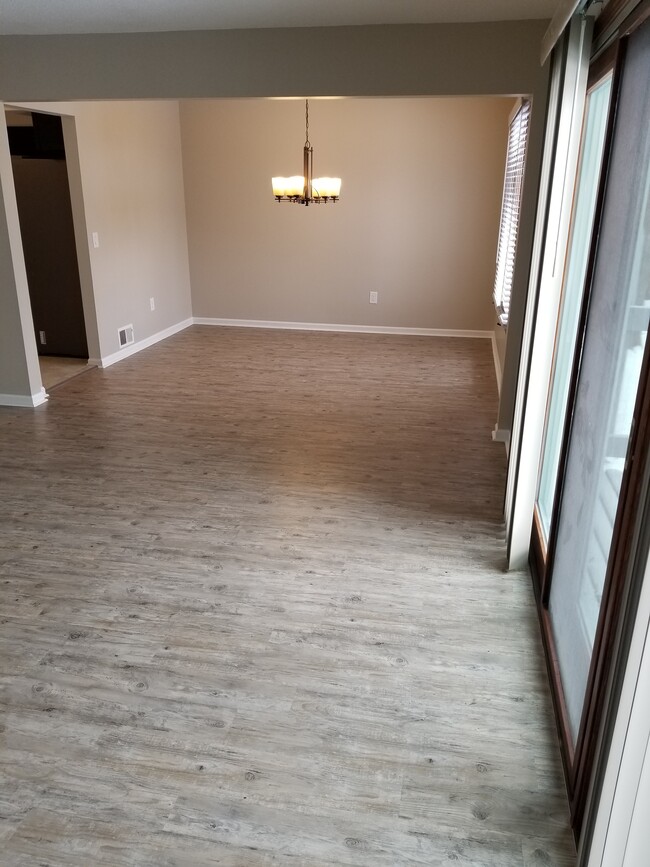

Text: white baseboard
xmin=491 ymin=332 xmax=503 ymax=396
xmin=0 ymin=386 xmax=48 ymax=408
xmin=192 ymin=317 xmax=493 ymax=339
xmin=33 ymin=386 xmax=49 ymax=406
xmin=99 ymin=318 xmax=193 ymax=369
xmin=492 ymin=425 xmax=510 ymax=456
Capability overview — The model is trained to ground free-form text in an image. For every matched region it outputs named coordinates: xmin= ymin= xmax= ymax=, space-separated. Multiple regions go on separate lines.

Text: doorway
xmin=5 ymin=109 xmax=93 ymax=390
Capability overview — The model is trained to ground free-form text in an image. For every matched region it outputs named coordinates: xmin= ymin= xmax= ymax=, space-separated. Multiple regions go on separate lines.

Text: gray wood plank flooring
xmin=0 ymin=327 xmax=574 ymax=865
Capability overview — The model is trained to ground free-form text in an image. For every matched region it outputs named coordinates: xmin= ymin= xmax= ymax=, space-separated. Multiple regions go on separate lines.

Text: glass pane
xmin=549 ymin=21 xmax=650 ymax=747
xmin=537 ymin=75 xmax=613 ymax=539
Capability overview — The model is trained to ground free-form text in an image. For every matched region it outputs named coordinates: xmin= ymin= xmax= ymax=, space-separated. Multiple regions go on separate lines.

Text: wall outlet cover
xmin=369 ymin=291 xmax=378 ymax=304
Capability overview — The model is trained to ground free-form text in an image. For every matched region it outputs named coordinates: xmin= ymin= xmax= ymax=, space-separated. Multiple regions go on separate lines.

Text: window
xmin=493 ymin=99 xmax=531 ymax=327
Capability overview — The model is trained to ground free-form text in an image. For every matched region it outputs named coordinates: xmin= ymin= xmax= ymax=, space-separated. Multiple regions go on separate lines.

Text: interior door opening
xmin=5 ymin=109 xmax=93 ymax=390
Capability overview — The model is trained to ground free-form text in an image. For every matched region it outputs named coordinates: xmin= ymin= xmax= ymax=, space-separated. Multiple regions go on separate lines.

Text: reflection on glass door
xmin=547 ymin=22 xmax=650 ymax=747
xmin=537 ymin=75 xmax=613 ymax=540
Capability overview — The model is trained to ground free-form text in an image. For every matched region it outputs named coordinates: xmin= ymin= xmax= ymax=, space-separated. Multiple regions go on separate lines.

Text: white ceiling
xmin=0 ymin=0 xmax=557 ymax=35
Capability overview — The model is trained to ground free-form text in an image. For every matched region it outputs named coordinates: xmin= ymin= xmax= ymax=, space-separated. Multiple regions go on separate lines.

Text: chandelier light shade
xmin=272 ymin=100 xmax=341 ymax=206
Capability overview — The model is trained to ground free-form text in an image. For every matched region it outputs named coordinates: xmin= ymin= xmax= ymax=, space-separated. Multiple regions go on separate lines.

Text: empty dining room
xmin=3 ymin=2 xmax=650 ymax=865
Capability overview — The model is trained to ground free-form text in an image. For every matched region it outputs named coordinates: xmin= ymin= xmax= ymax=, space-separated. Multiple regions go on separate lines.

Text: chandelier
xmin=272 ymin=100 xmax=341 ymax=206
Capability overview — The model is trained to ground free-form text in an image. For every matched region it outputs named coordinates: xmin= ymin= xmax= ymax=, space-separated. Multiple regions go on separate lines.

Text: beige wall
xmin=494 ymin=318 xmax=508 ymax=383
xmin=0 ymin=23 xmax=549 ymax=102
xmin=182 ymin=97 xmax=513 ymax=330
xmin=0 ymin=21 xmax=549 ymax=421
xmin=5 ymin=100 xmax=192 ymax=364
xmin=0 ymin=120 xmax=42 ymax=399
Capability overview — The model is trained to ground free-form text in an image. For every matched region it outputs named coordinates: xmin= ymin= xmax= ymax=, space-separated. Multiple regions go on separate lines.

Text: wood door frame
xmin=529 ymin=7 xmax=650 ymax=837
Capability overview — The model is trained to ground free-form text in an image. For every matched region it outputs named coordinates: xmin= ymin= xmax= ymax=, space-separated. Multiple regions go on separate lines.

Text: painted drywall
xmin=0 ymin=120 xmax=42 ymax=401
xmin=0 ymin=23 xmax=549 ymax=101
xmin=182 ymin=97 xmax=514 ymax=330
xmin=0 ymin=21 xmax=549 ymax=419
xmin=9 ymin=100 xmax=193 ymax=361
xmin=494 ymin=318 xmax=508 ymax=383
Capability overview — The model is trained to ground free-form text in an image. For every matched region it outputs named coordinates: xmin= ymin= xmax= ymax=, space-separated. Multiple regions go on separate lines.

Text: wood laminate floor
xmin=0 ymin=327 xmax=574 ymax=866
xmin=38 ymin=356 xmax=95 ymax=391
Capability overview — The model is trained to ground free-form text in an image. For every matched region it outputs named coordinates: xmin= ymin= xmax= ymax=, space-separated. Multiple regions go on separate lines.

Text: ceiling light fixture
xmin=272 ymin=99 xmax=341 ymax=206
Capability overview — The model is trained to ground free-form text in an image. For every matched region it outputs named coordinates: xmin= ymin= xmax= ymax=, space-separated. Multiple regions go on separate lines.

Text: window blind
xmin=494 ymin=100 xmax=531 ymax=327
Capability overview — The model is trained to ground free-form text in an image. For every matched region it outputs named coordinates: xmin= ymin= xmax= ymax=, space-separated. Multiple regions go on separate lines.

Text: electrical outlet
xmin=150 ymin=297 xmax=155 ymax=311
xmin=92 ymin=232 xmax=100 ymax=248
xmin=369 ymin=291 xmax=378 ymax=304
xmin=39 ymin=330 xmax=46 ymax=345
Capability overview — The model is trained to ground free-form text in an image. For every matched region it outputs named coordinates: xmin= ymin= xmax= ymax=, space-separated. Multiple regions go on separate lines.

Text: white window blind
xmin=494 ymin=100 xmax=531 ymax=327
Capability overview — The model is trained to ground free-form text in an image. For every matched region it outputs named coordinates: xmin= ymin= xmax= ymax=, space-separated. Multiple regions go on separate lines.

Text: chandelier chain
xmin=305 ymin=99 xmax=310 ymax=148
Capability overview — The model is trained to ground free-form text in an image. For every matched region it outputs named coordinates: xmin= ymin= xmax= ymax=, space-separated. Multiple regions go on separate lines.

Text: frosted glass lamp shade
xmin=312 ymin=177 xmax=341 ymax=198
xmin=272 ymin=177 xmax=288 ymax=197
xmin=287 ymin=176 xmax=305 ymax=197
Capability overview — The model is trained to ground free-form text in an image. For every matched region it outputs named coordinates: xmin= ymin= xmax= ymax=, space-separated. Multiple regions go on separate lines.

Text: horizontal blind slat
xmin=493 ymin=100 xmax=531 ymax=326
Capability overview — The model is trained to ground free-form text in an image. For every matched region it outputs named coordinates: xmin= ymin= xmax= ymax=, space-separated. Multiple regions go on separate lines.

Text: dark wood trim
xmin=530 ymin=505 xmax=547 ymax=591
xmin=593 ymin=0 xmax=650 ymax=53
xmin=587 ymin=41 xmax=619 ymax=87
xmin=594 ymin=0 xmax=637 ymax=42
xmin=619 ymin=0 xmax=650 ymax=34
xmin=530 ymin=545 xmax=576 ymax=791
xmin=542 ymin=605 xmax=576 ymax=773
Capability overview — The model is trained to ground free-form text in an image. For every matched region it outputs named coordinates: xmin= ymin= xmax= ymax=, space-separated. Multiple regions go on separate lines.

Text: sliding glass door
xmin=536 ymin=72 xmax=613 ymax=541
xmin=532 ymin=11 xmax=650 ymax=828
xmin=549 ymin=74 xmax=650 ymax=743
